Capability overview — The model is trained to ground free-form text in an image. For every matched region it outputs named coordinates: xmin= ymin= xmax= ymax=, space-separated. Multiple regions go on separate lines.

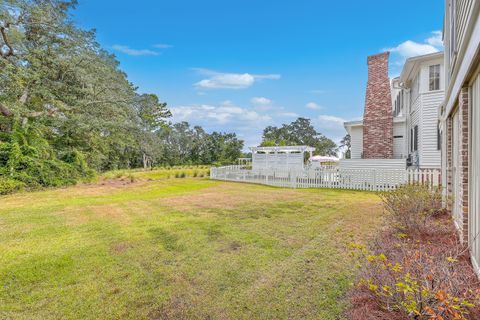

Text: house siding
xmin=350 ymin=126 xmax=363 ymax=159
xmin=393 ymin=120 xmax=406 ymax=159
xmin=339 ymin=158 xmax=406 ymax=170
xmin=419 ymin=92 xmax=443 ymax=169
xmin=408 ymin=95 xmax=422 ymax=166
xmin=442 ymin=0 xmax=480 ymax=277
xmin=470 ymin=72 xmax=480 ymax=273
xmin=456 ymin=0 xmax=476 ymax=60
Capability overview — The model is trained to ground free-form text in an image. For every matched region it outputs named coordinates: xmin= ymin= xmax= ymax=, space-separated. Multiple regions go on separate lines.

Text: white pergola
xmin=249 ymin=145 xmax=315 ymax=171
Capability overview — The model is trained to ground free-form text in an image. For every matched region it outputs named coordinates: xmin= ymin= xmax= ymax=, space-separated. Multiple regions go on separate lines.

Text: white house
xmin=344 ymin=52 xmax=444 ymax=170
xmin=440 ymin=0 xmax=480 ymax=274
xmin=398 ymin=52 xmax=444 ymax=169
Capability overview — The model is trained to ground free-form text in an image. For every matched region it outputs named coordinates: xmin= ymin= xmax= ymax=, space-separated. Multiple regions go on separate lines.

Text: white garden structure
xmin=250 ymin=146 xmax=315 ymax=171
xmin=211 ymin=145 xmax=441 ymax=192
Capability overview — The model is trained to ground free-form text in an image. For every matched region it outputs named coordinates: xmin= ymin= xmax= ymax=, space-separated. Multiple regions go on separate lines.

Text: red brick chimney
xmin=362 ymin=52 xmax=393 ymax=159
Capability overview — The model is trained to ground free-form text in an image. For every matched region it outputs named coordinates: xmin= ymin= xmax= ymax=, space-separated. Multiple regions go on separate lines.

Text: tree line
xmin=0 ymin=1 xmax=337 ymax=193
xmin=0 ymin=0 xmax=243 ymax=192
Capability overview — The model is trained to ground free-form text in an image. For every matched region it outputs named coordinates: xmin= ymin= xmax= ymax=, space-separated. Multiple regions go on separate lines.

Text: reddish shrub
xmin=348 ymin=186 xmax=480 ymax=320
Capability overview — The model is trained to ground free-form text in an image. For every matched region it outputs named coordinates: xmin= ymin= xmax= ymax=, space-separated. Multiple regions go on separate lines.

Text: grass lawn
xmin=0 ymin=172 xmax=383 ymax=320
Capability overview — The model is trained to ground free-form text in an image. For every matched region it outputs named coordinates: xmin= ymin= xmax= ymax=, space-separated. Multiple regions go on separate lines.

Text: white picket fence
xmin=210 ymin=166 xmax=441 ymax=192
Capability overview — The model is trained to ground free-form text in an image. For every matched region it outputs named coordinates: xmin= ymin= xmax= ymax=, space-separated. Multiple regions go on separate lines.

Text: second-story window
xmin=429 ymin=64 xmax=440 ymax=91
xmin=413 ymin=125 xmax=419 ymax=151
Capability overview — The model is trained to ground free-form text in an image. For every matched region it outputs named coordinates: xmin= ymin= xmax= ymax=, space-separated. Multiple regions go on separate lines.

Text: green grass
xmin=0 ymin=172 xmax=383 ymax=320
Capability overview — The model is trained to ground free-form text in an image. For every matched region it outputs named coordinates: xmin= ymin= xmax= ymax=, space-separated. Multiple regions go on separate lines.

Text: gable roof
xmin=399 ymin=51 xmax=444 ymax=83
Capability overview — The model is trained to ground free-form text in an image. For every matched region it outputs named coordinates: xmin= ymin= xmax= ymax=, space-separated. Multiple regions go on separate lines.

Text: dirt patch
xmin=56 ymin=204 xmax=131 ymax=226
xmin=110 ymin=241 xmax=132 ymax=254
xmin=159 ymin=183 xmax=302 ymax=211
xmin=89 ymin=204 xmax=131 ymax=223
xmin=218 ymin=240 xmax=243 ymax=253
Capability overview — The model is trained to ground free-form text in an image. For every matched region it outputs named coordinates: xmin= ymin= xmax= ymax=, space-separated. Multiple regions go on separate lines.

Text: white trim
xmin=444 ymin=4 xmax=480 ymax=116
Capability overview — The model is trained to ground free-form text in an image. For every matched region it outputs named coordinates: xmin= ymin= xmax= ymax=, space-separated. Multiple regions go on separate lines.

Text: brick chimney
xmin=362 ymin=52 xmax=393 ymax=159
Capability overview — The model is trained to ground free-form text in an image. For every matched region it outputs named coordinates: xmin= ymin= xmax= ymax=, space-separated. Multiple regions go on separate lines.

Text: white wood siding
xmin=419 ymin=92 xmax=443 ymax=169
xmin=456 ymin=0 xmax=476 ymax=57
xmin=349 ymin=126 xmax=363 ymax=159
xmin=406 ymin=59 xmax=444 ymax=169
xmin=393 ymin=120 xmax=406 ymax=159
xmin=408 ymin=96 xmax=422 ymax=166
xmin=339 ymin=159 xmax=406 ymax=170
xmin=469 ymin=72 xmax=480 ymax=274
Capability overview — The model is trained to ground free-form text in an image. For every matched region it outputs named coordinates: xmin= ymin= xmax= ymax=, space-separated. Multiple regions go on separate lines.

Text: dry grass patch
xmin=0 ymin=178 xmax=383 ymax=320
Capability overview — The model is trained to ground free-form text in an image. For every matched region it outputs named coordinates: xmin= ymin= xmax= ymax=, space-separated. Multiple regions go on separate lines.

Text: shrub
xmin=380 ymin=184 xmax=444 ymax=235
xmin=349 ymin=185 xmax=480 ymax=320
xmin=350 ymin=236 xmax=480 ymax=320
xmin=193 ymin=171 xmax=198 ymax=177
xmin=0 ymin=177 xmax=26 ymax=195
xmin=180 ymin=172 xmax=186 ymax=178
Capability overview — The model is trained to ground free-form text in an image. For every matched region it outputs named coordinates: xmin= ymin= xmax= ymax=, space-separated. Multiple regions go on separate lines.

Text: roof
xmin=250 ymin=145 xmax=315 ymax=153
xmin=344 ymin=120 xmax=363 ymax=128
xmin=400 ymin=51 xmax=444 ymax=82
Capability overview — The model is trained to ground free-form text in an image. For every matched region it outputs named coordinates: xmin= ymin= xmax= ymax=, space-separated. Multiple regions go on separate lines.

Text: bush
xmin=0 ymin=177 xmax=26 ymax=195
xmin=349 ymin=184 xmax=480 ymax=320
xmin=350 ymin=235 xmax=480 ymax=320
xmin=0 ymin=125 xmax=96 ymax=193
xmin=380 ymin=184 xmax=444 ymax=235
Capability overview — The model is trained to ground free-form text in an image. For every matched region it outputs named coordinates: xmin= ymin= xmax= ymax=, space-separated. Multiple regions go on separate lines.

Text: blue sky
xmin=73 ymin=0 xmax=444 ymax=148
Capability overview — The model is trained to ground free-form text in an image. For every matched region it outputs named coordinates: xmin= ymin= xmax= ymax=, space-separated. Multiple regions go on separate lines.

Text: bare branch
xmin=0 ymin=102 xmax=14 ymax=117
xmin=19 ymin=87 xmax=28 ymax=105
xmin=0 ymin=24 xmax=15 ymax=59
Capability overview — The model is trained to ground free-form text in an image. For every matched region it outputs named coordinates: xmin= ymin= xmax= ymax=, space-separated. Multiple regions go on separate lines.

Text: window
xmin=437 ymin=122 xmax=442 ymax=150
xmin=410 ymin=128 xmax=413 ymax=152
xmin=413 ymin=125 xmax=418 ymax=151
xmin=429 ymin=64 xmax=440 ymax=91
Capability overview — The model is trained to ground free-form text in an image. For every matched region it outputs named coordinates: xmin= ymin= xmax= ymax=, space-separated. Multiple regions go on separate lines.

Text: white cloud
xmin=153 ymin=44 xmax=174 ymax=49
xmin=426 ymin=31 xmax=443 ymax=47
xmin=171 ymin=101 xmax=273 ymax=148
xmin=193 ymin=68 xmax=281 ymax=89
xmin=251 ymin=97 xmax=272 ymax=106
xmin=306 ymin=102 xmax=323 ymax=110
xmin=277 ymin=112 xmax=299 ymax=118
xmin=386 ymin=41 xmax=439 ymax=59
xmin=384 ymin=31 xmax=443 ymax=61
xmin=171 ymin=101 xmax=271 ymax=125
xmin=314 ymin=114 xmax=349 ymax=143
xmin=112 ymin=45 xmax=159 ymax=56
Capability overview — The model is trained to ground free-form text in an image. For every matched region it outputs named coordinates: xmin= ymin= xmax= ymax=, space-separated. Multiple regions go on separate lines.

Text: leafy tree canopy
xmin=0 ymin=1 xmax=244 ymax=193
xmin=260 ymin=118 xmax=337 ymax=156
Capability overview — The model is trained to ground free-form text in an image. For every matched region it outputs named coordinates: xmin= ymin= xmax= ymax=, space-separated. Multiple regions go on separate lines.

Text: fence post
xmin=372 ymin=169 xmax=376 ymax=192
